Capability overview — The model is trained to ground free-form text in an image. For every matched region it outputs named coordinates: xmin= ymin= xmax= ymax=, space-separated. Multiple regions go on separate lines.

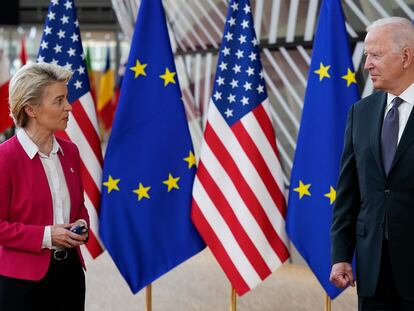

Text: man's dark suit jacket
xmin=331 ymin=91 xmax=414 ymax=300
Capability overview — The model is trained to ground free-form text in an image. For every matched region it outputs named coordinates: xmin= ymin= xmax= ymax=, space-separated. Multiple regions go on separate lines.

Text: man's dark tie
xmin=381 ymin=96 xmax=404 ymax=176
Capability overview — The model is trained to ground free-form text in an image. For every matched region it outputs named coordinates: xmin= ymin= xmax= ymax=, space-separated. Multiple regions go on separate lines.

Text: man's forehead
xmin=364 ymin=28 xmax=393 ymax=44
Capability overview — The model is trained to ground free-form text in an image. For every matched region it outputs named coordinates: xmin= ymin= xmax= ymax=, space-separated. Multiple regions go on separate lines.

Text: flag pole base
xmin=324 ymin=294 xmax=331 ymax=311
xmin=146 ymin=284 xmax=152 ymax=311
xmin=230 ymin=286 xmax=237 ymax=311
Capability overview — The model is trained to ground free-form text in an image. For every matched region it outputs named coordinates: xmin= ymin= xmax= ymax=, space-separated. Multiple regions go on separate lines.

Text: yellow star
xmin=294 ymin=180 xmax=311 ymax=199
xmin=324 ymin=186 xmax=337 ymax=205
xmin=184 ymin=150 xmax=197 ymax=169
xmin=103 ymin=175 xmax=120 ymax=194
xmin=159 ymin=68 xmax=176 ymax=86
xmin=132 ymin=183 xmax=151 ymax=201
xmin=314 ymin=62 xmax=331 ymax=81
xmin=341 ymin=68 xmax=357 ymax=87
xmin=130 ymin=59 xmax=147 ymax=78
xmin=163 ymin=173 xmax=180 ymax=192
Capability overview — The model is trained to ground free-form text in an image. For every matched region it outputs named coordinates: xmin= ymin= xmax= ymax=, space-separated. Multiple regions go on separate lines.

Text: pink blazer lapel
xmin=58 ymin=151 xmax=78 ymax=222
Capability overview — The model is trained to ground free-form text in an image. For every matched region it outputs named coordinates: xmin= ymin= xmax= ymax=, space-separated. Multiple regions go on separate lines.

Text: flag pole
xmin=324 ymin=294 xmax=331 ymax=311
xmin=145 ymin=284 xmax=152 ymax=311
xmin=230 ymin=286 xmax=237 ymax=311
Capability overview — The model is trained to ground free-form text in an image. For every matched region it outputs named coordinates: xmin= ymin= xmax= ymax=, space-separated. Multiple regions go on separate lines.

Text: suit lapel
xmin=370 ymin=92 xmax=387 ymax=176
xmin=58 ymin=150 xmax=76 ymax=221
xmin=389 ymin=101 xmax=414 ymax=173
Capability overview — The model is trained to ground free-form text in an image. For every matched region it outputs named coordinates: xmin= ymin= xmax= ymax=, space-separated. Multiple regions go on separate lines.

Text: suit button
xmin=384 ymin=189 xmax=391 ymax=195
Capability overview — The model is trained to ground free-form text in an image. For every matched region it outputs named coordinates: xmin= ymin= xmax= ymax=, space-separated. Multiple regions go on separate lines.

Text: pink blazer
xmin=0 ymin=135 xmax=89 ymax=281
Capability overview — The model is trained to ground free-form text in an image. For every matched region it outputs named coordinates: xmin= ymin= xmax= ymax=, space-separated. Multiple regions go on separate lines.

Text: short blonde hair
xmin=9 ymin=62 xmax=73 ymax=128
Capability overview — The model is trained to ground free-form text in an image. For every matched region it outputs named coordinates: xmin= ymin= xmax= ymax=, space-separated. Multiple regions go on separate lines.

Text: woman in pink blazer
xmin=0 ymin=63 xmax=90 ymax=310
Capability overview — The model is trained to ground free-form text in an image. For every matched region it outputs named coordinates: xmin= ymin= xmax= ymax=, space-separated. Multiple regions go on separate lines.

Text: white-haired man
xmin=330 ymin=17 xmax=414 ymax=310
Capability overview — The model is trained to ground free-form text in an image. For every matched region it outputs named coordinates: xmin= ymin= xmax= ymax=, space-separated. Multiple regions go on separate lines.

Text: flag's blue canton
xmin=213 ymin=0 xmax=267 ymax=126
xmin=38 ymin=0 xmax=89 ymax=103
xmin=286 ymin=0 xmax=360 ymax=299
xmin=99 ymin=0 xmax=205 ymax=294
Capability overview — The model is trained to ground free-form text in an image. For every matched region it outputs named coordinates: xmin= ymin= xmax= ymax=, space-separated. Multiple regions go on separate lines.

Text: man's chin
xmin=371 ymin=79 xmax=383 ymax=90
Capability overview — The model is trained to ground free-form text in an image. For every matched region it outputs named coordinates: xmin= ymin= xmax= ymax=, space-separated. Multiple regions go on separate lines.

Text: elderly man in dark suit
xmin=330 ymin=17 xmax=414 ymax=310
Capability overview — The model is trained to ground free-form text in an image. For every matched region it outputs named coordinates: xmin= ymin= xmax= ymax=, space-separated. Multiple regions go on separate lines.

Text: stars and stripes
xmin=38 ymin=0 xmax=103 ymax=259
xmin=191 ymin=0 xmax=289 ymax=296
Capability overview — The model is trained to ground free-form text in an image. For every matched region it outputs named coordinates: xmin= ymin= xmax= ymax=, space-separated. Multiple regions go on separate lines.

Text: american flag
xmin=191 ymin=0 xmax=289 ymax=295
xmin=37 ymin=0 xmax=103 ymax=258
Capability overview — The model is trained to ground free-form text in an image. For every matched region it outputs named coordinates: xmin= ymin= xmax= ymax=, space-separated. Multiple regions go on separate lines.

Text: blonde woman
xmin=0 ymin=63 xmax=89 ymax=310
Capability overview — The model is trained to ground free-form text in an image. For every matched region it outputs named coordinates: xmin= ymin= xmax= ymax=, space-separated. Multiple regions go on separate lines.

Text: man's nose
xmin=364 ymin=56 xmax=372 ymax=70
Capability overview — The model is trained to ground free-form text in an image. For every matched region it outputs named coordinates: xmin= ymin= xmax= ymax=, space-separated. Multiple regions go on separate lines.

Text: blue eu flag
xmin=286 ymin=0 xmax=360 ymax=299
xmin=99 ymin=0 xmax=205 ymax=293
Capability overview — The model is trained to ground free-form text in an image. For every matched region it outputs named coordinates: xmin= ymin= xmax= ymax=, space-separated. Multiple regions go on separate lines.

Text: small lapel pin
xmin=70 ymin=167 xmax=74 ymax=173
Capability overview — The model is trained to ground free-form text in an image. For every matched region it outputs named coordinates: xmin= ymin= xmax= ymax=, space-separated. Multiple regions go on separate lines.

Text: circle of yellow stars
xmin=314 ymin=62 xmax=357 ymax=87
xmin=129 ymin=58 xmax=177 ymax=87
xmin=293 ymin=180 xmax=336 ymax=205
xmin=102 ymin=150 xmax=197 ymax=203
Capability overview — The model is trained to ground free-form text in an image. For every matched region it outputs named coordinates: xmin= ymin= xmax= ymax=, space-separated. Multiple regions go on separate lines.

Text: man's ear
xmin=402 ymin=46 xmax=413 ymax=70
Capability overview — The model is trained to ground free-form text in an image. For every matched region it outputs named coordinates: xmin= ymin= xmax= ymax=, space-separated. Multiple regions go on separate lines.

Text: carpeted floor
xmin=85 ymin=249 xmax=357 ymax=310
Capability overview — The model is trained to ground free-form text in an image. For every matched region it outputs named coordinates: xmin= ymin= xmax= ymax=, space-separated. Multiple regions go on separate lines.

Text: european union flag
xmin=286 ymin=0 xmax=360 ymax=299
xmin=99 ymin=0 xmax=205 ymax=293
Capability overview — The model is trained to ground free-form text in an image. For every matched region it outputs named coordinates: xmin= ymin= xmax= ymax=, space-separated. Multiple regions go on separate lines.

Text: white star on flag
xmin=57 ymin=29 xmax=65 ymax=38
xmin=230 ymin=79 xmax=238 ymax=88
xmin=61 ymin=15 xmax=69 ymax=24
xmin=224 ymin=108 xmax=233 ymax=118
xmin=53 ymin=44 xmax=62 ymax=53
xmin=235 ymin=50 xmax=244 ymax=59
xmin=45 ymin=26 xmax=52 ymax=35
xmin=74 ymin=80 xmax=82 ymax=89
xmin=225 ymin=32 xmax=233 ymax=41
xmin=216 ymin=76 xmax=225 ymax=86
xmin=64 ymin=0 xmax=72 ymax=9
xmin=71 ymin=33 xmax=79 ymax=42
xmin=238 ymin=35 xmax=246 ymax=44
xmin=246 ymin=67 xmax=254 ymax=76
xmin=48 ymin=11 xmax=56 ymax=20
xmin=78 ymin=66 xmax=85 ymax=75
xmin=243 ymin=81 xmax=252 ymax=91
xmin=232 ymin=64 xmax=241 ymax=74
xmin=213 ymin=91 xmax=222 ymax=101
xmin=222 ymin=47 xmax=231 ymax=56
xmin=40 ymin=41 xmax=49 ymax=50
xmin=241 ymin=96 xmax=249 ymax=105
xmin=67 ymin=47 xmax=76 ymax=57
xmin=219 ymin=61 xmax=228 ymax=71
xmin=249 ymin=52 xmax=257 ymax=61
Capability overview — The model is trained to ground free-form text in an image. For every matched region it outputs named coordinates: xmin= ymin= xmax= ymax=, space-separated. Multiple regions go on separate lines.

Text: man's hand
xmin=51 ymin=224 xmax=87 ymax=249
xmin=329 ymin=262 xmax=355 ymax=288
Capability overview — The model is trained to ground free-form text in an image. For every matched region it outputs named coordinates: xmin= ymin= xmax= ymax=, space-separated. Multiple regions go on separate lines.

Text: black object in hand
xmin=70 ymin=225 xmax=88 ymax=234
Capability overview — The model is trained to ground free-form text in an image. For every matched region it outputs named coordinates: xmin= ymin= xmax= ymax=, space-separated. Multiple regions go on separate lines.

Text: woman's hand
xmin=51 ymin=224 xmax=87 ymax=249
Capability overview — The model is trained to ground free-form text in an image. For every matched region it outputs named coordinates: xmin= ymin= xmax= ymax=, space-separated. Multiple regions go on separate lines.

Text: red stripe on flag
xmin=232 ymin=119 xmax=286 ymax=218
xmin=86 ymin=228 xmax=104 ymax=258
xmin=204 ymin=122 xmax=289 ymax=262
xmin=197 ymin=161 xmax=272 ymax=279
xmin=79 ymin=160 xmax=101 ymax=212
xmin=0 ymin=81 xmax=13 ymax=132
xmin=71 ymin=99 xmax=103 ymax=165
xmin=253 ymin=104 xmax=281 ymax=159
xmin=191 ymin=200 xmax=250 ymax=295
